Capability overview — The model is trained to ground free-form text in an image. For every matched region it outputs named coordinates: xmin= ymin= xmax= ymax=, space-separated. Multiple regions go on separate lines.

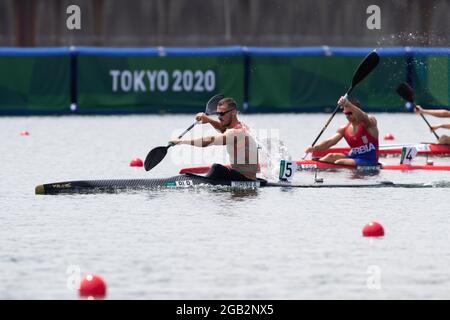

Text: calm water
xmin=1 ymin=113 xmax=449 ymax=299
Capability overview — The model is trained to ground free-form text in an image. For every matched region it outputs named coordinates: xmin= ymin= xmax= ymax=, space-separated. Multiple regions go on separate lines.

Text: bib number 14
xmin=279 ymin=160 xmax=297 ymax=181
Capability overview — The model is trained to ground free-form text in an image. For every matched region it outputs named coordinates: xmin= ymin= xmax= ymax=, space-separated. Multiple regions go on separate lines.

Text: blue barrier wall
xmin=0 ymin=48 xmax=72 ymax=115
xmin=0 ymin=47 xmax=448 ymax=115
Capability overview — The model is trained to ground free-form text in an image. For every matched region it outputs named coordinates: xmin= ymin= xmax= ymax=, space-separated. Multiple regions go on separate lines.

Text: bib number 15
xmin=279 ymin=160 xmax=297 ymax=181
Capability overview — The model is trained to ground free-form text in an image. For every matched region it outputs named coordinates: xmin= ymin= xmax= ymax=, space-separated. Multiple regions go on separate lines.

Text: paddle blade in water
xmin=205 ymin=93 xmax=225 ymax=115
xmin=144 ymin=146 xmax=168 ymax=171
xmin=396 ymin=82 xmax=414 ymax=103
xmin=351 ymin=51 xmax=380 ymax=89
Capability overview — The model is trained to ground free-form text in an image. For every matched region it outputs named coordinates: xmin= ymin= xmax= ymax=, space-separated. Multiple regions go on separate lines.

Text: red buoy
xmin=20 ymin=130 xmax=29 ymax=136
xmin=362 ymin=221 xmax=384 ymax=237
xmin=79 ymin=274 xmax=107 ymax=298
xmin=384 ymin=133 xmax=395 ymax=140
xmin=130 ymin=158 xmax=143 ymax=167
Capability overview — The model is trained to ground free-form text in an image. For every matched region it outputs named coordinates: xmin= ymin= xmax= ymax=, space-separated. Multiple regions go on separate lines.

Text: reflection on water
xmin=229 ymin=188 xmax=259 ymax=200
xmin=346 ymin=170 xmax=381 ymax=179
xmin=209 ymin=187 xmax=259 ymax=201
xmin=141 ymin=185 xmax=260 ymax=202
xmin=304 ymin=168 xmax=381 ymax=185
xmin=426 ymin=180 xmax=450 ymax=188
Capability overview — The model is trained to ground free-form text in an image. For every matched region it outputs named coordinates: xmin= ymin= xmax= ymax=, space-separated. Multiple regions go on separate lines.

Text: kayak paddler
xmin=170 ymin=97 xmax=259 ymax=181
xmin=305 ymin=96 xmax=379 ymax=166
xmin=414 ymin=105 xmax=450 ymax=145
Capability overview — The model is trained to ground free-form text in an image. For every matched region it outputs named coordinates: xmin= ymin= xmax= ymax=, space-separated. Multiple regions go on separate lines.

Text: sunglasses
xmin=344 ymin=112 xmax=353 ymax=116
xmin=216 ymin=108 xmax=235 ymax=117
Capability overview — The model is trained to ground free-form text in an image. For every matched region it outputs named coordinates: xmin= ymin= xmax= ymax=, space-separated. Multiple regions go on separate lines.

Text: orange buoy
xmin=79 ymin=274 xmax=107 ymax=298
xmin=130 ymin=158 xmax=143 ymax=167
xmin=362 ymin=221 xmax=384 ymax=237
xmin=384 ymin=133 xmax=395 ymax=140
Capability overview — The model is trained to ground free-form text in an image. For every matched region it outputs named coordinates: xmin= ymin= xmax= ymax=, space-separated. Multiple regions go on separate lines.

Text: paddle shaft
xmin=311 ymin=92 xmax=349 ymax=147
xmin=177 ymin=122 xmax=197 ymax=140
xmin=165 ymin=121 xmax=200 ymax=147
xmin=416 ymin=105 xmax=440 ymax=140
xmin=397 ymin=82 xmax=440 ymax=141
xmin=302 ymin=92 xmax=350 ymax=159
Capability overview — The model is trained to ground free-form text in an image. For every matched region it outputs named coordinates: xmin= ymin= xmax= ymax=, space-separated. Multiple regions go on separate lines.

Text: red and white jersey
xmin=343 ymin=122 xmax=379 ymax=160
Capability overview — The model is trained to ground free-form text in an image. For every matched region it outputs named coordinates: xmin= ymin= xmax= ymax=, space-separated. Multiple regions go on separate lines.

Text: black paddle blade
xmin=205 ymin=93 xmax=225 ymax=115
xmin=144 ymin=146 xmax=168 ymax=171
xmin=396 ymin=82 xmax=414 ymax=103
xmin=351 ymin=51 xmax=380 ymax=89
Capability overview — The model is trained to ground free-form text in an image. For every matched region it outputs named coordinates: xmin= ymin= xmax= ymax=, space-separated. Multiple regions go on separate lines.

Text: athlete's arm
xmin=305 ymin=127 xmax=344 ymax=152
xmin=339 ymin=97 xmax=378 ymax=138
xmin=340 ymin=97 xmax=376 ymax=129
xmin=170 ymin=133 xmax=226 ymax=147
xmin=431 ymin=123 xmax=450 ymax=130
xmin=175 ymin=127 xmax=253 ymax=148
xmin=415 ymin=105 xmax=450 ymax=118
xmin=196 ymin=113 xmax=226 ymax=133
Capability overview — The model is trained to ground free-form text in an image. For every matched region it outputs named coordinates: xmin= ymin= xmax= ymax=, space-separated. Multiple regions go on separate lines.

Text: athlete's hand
xmin=414 ymin=105 xmax=423 ymax=114
xmin=169 ymin=139 xmax=181 ymax=146
xmin=430 ymin=124 xmax=441 ymax=131
xmin=337 ymin=96 xmax=348 ymax=108
xmin=195 ymin=112 xmax=209 ymax=123
xmin=305 ymin=145 xmax=316 ymax=153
